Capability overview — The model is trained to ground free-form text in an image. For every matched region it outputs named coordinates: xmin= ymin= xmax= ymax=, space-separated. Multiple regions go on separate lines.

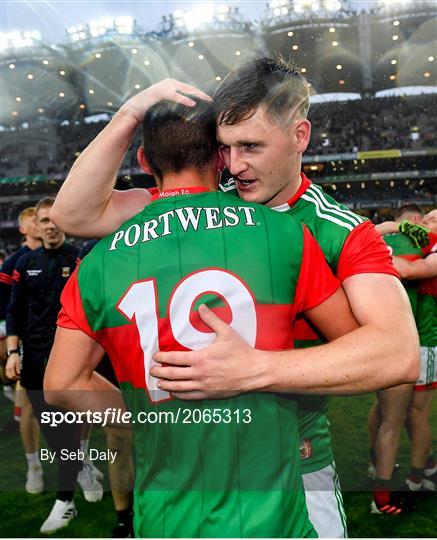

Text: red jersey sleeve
xmin=294 ymin=226 xmax=341 ymax=314
xmin=423 ymin=232 xmax=437 ymax=256
xmin=57 ymin=266 xmax=95 ymax=338
xmin=337 ymin=220 xmax=399 ymax=282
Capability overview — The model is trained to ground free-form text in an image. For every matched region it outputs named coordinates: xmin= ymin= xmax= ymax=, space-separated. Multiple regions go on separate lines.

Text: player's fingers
xmin=6 ymin=368 xmax=18 ymax=381
xmin=153 ymin=350 xmax=196 ymax=366
xmin=198 ymin=304 xmax=231 ymax=336
xmin=176 ymin=83 xmax=212 ymax=102
xmin=168 ymin=93 xmax=199 ymax=108
xmin=157 ymin=379 xmax=199 ymax=393
xmin=151 ymin=366 xmax=194 ymax=381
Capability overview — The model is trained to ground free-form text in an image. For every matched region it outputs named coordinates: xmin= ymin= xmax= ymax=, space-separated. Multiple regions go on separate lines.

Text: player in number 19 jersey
xmin=57 ymin=185 xmax=353 ymax=537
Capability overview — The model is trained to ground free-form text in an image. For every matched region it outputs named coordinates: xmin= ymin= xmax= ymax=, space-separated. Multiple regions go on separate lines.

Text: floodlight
xmin=324 ymin=0 xmax=342 ymax=9
xmin=171 ymin=3 xmax=236 ymax=31
xmin=186 ymin=4 xmax=215 ymax=30
xmin=0 ymin=30 xmax=42 ymax=50
xmin=115 ymin=16 xmax=133 ymax=34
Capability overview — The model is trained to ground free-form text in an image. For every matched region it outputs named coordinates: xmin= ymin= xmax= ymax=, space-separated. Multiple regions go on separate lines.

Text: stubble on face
xmin=218 ymin=107 xmax=302 ymax=208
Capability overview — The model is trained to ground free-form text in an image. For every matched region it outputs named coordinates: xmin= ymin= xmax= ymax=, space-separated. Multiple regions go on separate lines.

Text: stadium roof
xmin=0 ymin=1 xmax=435 ymax=127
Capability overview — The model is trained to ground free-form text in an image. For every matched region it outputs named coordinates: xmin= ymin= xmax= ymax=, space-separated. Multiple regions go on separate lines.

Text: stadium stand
xmin=0 ymin=0 xmax=435 ymax=248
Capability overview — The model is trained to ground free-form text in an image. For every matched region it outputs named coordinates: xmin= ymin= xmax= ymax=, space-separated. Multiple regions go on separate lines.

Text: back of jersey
xmin=65 ymin=191 xmax=315 ymax=538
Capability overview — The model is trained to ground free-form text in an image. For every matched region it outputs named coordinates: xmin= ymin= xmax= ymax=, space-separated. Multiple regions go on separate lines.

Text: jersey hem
xmin=301 ymin=452 xmax=335 ymax=474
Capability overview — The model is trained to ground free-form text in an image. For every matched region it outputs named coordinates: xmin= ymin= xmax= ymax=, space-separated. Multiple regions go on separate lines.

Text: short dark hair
xmin=214 ymin=55 xmax=310 ymax=126
xmin=35 ymin=196 xmax=56 ymax=214
xmin=142 ymin=97 xmax=218 ymax=180
xmin=396 ymin=204 xmax=422 ymax=219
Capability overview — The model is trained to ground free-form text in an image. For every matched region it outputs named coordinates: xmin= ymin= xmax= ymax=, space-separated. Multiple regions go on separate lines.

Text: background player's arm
xmin=392 ymin=253 xmax=437 ymax=280
xmin=0 ymin=258 xmax=15 ymax=321
xmin=375 ymin=221 xmax=399 ymax=235
xmin=50 ymin=79 xmax=211 ymax=238
xmin=5 ymin=260 xmax=26 ymax=380
xmin=5 ymin=335 xmax=20 ymax=380
xmin=44 ymin=327 xmax=128 ymax=422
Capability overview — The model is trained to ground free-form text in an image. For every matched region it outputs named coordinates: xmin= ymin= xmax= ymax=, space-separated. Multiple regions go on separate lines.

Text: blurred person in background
xmin=0 ymin=208 xmax=43 ymax=496
xmin=5 ymin=197 xmax=103 ymax=534
xmin=381 ymin=209 xmax=437 ymax=498
xmin=369 ymin=205 xmax=424 ymax=513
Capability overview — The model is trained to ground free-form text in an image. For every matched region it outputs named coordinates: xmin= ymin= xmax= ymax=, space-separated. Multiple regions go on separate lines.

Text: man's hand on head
xmin=119 ymin=79 xmax=212 ymax=124
xmin=151 ymin=304 xmax=266 ymax=400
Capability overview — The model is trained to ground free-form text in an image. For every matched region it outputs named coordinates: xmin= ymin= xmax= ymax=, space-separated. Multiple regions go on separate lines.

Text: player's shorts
xmin=0 ymin=320 xmax=6 ymax=340
xmin=414 ymin=346 xmax=437 ymax=391
xmin=302 ymin=461 xmax=347 ymax=538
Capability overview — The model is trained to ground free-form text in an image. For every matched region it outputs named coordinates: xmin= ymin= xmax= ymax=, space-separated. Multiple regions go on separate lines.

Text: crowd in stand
xmin=307 ymin=95 xmax=436 ymax=155
xmin=0 ymin=95 xmax=435 ymax=179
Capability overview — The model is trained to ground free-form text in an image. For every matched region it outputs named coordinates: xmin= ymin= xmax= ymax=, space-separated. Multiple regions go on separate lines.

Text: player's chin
xmin=235 ymin=188 xmax=265 ymax=204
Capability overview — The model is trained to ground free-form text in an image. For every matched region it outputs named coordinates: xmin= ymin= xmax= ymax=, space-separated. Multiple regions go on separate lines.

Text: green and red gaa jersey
xmin=384 ymin=232 xmax=423 ymax=318
xmin=221 ymin=174 xmax=398 ymax=473
xmin=421 ymin=231 xmax=437 ymax=256
xmin=58 ymin=187 xmax=341 ymax=538
xmin=416 ymin=277 xmax=437 ymax=348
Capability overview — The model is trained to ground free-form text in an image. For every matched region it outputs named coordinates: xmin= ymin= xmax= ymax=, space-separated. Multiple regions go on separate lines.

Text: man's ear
xmin=217 ymin=149 xmax=225 ymax=172
xmin=294 ymin=119 xmax=311 ymax=153
xmin=137 ymin=147 xmax=153 ymax=174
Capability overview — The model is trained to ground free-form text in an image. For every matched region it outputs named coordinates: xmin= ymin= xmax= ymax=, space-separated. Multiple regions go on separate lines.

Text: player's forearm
xmin=256 ymin=322 xmax=419 ymax=395
xmin=50 ymin=109 xmax=139 ymax=236
xmin=393 ymin=255 xmax=437 ymax=280
xmin=375 ymin=221 xmax=399 ymax=235
xmin=44 ymin=327 xmax=129 ymax=425
xmin=44 ymin=371 xmax=129 ymax=426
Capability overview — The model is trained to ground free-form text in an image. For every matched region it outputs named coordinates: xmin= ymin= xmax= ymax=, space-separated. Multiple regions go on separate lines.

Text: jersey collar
xmin=271 ymin=173 xmax=311 ymax=212
xmin=150 ymin=186 xmax=210 ymax=201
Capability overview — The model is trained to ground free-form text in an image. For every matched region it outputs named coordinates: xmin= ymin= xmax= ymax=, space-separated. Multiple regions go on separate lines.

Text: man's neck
xmin=265 ymin=171 xmax=303 ymax=208
xmin=43 ymin=239 xmax=64 ymax=250
xmin=160 ymin=168 xmax=218 ymax=193
xmin=24 ymin=237 xmax=42 ymax=250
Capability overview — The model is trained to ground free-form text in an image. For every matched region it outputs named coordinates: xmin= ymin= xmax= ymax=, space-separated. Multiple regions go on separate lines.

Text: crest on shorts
xmin=299 ymin=439 xmax=313 ymax=460
xmin=62 ymin=266 xmax=71 ymax=277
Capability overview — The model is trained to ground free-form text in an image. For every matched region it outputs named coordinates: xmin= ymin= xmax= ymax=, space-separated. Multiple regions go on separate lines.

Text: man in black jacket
xmin=6 ymin=197 xmax=103 ymax=534
xmin=0 ymin=207 xmax=42 ymax=491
